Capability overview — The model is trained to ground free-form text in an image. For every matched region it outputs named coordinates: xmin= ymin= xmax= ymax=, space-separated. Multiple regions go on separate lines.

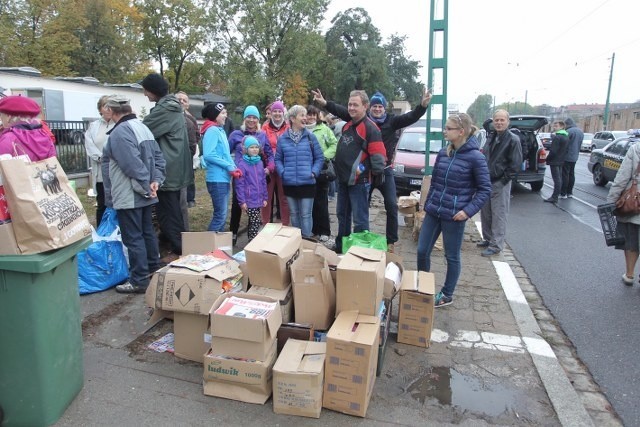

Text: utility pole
xmin=603 ymin=53 xmax=615 ymax=130
xmin=425 ymin=0 xmax=448 ymax=176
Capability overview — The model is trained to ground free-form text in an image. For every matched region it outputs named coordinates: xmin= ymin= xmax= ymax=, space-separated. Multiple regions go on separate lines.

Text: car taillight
xmin=538 ymin=148 xmax=548 ymax=162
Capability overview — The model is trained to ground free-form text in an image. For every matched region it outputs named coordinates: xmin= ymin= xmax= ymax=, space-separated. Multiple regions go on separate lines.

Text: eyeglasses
xmin=444 ymin=126 xmax=461 ymax=131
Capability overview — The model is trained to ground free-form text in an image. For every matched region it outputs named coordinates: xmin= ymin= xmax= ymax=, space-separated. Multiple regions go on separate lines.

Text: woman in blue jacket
xmin=275 ymin=105 xmax=324 ymax=238
xmin=417 ymin=113 xmax=492 ymax=307
xmin=201 ymin=103 xmax=241 ymax=232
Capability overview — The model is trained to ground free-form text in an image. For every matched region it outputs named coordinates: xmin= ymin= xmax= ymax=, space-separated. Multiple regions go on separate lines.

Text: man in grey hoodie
xmin=561 ymin=117 xmax=584 ymax=198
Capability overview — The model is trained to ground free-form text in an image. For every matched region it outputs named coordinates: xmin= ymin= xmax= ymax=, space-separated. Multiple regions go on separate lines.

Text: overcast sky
xmin=324 ymin=0 xmax=639 ymax=111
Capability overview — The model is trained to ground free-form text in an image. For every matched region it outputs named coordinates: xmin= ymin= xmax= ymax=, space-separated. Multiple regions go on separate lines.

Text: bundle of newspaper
xmin=214 ymin=296 xmax=278 ymax=319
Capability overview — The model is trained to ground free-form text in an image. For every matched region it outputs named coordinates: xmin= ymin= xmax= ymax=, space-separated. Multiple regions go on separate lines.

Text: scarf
xmin=368 ymin=111 xmax=387 ymax=125
xmin=289 ymin=128 xmax=303 ymax=143
xmin=243 ymin=154 xmax=261 ymax=165
xmin=305 ymin=121 xmax=316 ymax=130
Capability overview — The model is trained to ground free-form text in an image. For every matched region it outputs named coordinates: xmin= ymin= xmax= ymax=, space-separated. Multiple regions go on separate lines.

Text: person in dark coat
xmin=418 ymin=113 xmax=491 ymax=307
xmin=544 ymin=121 xmax=569 ymax=204
xmin=561 ymin=117 xmax=584 ymax=198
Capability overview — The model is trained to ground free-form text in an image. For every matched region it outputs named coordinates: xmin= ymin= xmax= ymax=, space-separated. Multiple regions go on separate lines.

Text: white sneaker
xmin=317 ymin=235 xmax=330 ymax=242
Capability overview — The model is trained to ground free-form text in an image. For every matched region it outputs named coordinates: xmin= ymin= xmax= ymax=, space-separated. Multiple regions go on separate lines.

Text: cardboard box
xmin=247 ymin=284 xmax=293 ymax=323
xmin=397 ymin=213 xmax=414 ymax=228
xmin=291 ymin=249 xmax=336 ymax=330
xmin=419 ymin=176 xmax=431 ymax=211
xmin=323 ymin=311 xmax=380 ymax=418
xmin=203 ymin=340 xmax=277 ymax=405
xmin=273 ymin=339 xmax=326 ymax=418
xmin=277 ymin=323 xmax=314 ymax=354
xmin=145 ymin=259 xmax=242 ymax=315
xmin=210 ymin=293 xmax=282 ymax=361
xmin=397 ymin=195 xmax=418 ymax=215
xmin=412 ymin=210 xmax=426 ymax=241
xmin=182 ymin=231 xmax=233 ymax=256
xmin=397 ymin=271 xmax=435 ymax=348
xmin=173 ymin=311 xmax=210 ymax=363
xmin=336 ymin=246 xmax=386 ymax=316
xmin=244 ymin=223 xmax=302 ymax=289
xmin=0 ymin=222 xmax=20 ymax=255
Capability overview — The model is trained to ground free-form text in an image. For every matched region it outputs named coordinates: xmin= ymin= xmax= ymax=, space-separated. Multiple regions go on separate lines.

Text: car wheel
xmin=529 ymin=181 xmax=543 ymax=192
xmin=592 ymin=164 xmax=608 ymax=186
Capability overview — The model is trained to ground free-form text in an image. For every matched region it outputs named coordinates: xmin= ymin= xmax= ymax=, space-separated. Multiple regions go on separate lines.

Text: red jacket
xmin=261 ymin=120 xmax=289 ymax=153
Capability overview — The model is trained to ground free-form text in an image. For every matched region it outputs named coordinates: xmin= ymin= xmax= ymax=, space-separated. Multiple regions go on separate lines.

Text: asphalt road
xmin=508 ymin=153 xmax=640 ymax=425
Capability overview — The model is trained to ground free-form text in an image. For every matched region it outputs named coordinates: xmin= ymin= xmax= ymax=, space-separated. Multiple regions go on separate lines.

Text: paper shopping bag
xmin=0 ymin=156 xmax=92 ymax=254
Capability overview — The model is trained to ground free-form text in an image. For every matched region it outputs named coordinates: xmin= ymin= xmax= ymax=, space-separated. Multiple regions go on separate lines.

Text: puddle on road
xmin=407 ymin=367 xmax=518 ymax=416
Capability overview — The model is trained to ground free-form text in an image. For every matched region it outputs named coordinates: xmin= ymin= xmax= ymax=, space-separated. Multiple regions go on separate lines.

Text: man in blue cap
xmin=313 ymin=87 xmax=432 ymax=252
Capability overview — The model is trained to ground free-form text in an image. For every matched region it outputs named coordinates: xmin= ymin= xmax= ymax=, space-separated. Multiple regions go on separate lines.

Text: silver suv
xmin=590 ymin=130 xmax=628 ymax=151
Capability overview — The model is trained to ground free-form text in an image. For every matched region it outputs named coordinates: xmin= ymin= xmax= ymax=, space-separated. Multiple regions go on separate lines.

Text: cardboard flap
xmin=204 ymin=259 xmax=242 ymax=282
xmin=266 ymin=308 xmax=282 ymax=336
xmin=312 ymin=244 xmax=340 ymax=266
xmin=299 ymin=353 xmax=326 ymax=374
xmin=275 ymin=340 xmax=326 ymax=374
xmin=347 ymin=246 xmax=385 ymax=262
xmin=417 ymin=271 xmax=435 ymax=295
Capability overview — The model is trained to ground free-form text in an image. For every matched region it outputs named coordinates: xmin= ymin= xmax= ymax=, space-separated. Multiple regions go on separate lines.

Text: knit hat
xmin=202 ymin=102 xmax=225 ymax=121
xmin=270 ymin=100 xmax=285 ymax=112
xmin=0 ymin=95 xmax=41 ymax=117
xmin=244 ymin=135 xmax=260 ymax=150
xmin=370 ymin=91 xmax=387 ymax=107
xmin=140 ymin=73 xmax=169 ymax=98
xmin=243 ymin=105 xmax=260 ymax=119
xmin=104 ymin=95 xmax=130 ymax=109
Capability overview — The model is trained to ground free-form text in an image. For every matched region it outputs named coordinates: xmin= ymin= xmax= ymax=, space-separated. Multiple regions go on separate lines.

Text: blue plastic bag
xmin=78 ymin=208 xmax=129 ymax=294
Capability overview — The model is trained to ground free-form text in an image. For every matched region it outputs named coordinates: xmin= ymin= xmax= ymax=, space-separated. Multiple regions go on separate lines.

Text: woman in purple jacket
xmin=235 ymin=136 xmax=268 ymax=242
xmin=417 ymin=113 xmax=492 ymax=308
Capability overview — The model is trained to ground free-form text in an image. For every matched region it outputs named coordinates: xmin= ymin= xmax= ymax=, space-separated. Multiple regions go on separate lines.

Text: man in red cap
xmin=0 ymin=95 xmax=56 ymax=161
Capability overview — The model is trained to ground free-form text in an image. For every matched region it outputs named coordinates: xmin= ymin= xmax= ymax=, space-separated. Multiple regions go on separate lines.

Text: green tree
xmin=137 ymin=0 xmax=208 ymax=90
xmin=324 ymin=7 xmax=392 ymax=104
xmin=0 ymin=0 xmax=85 ymax=75
xmin=69 ymin=0 xmax=143 ymax=82
xmin=210 ymin=0 xmax=330 ymax=102
xmin=466 ymin=94 xmax=493 ymax=125
xmin=384 ymin=34 xmax=422 ymax=105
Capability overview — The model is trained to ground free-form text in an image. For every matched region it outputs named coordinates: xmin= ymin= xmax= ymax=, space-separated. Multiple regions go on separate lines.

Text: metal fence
xmin=49 ymin=120 xmax=89 ymax=174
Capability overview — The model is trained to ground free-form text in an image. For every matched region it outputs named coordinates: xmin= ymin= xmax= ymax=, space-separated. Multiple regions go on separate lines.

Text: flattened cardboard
xmin=210 ymin=293 xmax=282 ymax=361
xmin=323 ymin=310 xmax=380 ymax=418
xmin=273 ymin=340 xmax=326 ymax=418
xmin=182 ymin=231 xmax=233 ymax=256
xmin=398 ymin=271 xmax=435 ymax=348
xmin=144 ymin=260 xmax=241 ymax=315
xmin=336 ymin=246 xmax=385 ymax=316
xmin=247 ymin=284 xmax=293 ymax=323
xmin=0 ymin=222 xmax=20 ymax=255
xmin=203 ymin=340 xmax=277 ymax=405
xmin=173 ymin=311 xmax=210 ymax=363
xmin=244 ymin=223 xmax=302 ymax=289
xmin=291 ymin=250 xmax=336 ymax=330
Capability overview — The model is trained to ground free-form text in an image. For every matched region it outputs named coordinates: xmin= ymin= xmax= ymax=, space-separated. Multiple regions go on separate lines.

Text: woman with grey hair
xmin=274 ymin=105 xmax=324 ymax=238
xmin=85 ymin=95 xmax=115 ymax=226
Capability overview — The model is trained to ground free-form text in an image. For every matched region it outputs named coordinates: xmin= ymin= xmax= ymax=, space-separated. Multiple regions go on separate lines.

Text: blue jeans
xmin=417 ymin=212 xmax=466 ymax=298
xmin=287 ymin=196 xmax=314 ymax=238
xmin=207 ymin=181 xmax=230 ymax=232
xmin=116 ymin=205 xmax=160 ymax=288
xmin=336 ymin=181 xmax=370 ymax=253
xmin=369 ymin=167 xmax=398 ymax=244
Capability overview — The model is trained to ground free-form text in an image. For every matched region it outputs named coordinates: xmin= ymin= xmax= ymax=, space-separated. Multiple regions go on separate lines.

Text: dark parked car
xmin=392 ymin=127 xmax=443 ymax=194
xmin=483 ymin=115 xmax=549 ymax=192
xmin=587 ymin=130 xmax=640 ymax=186
xmin=590 ymin=130 xmax=627 ymax=151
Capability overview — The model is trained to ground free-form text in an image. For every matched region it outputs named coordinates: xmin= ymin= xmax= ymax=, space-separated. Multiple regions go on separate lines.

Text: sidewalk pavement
xmin=56 ymin=194 xmax=621 ymax=426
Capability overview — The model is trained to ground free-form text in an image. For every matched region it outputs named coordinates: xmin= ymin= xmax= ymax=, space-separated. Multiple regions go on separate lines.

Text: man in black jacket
xmin=544 ymin=121 xmax=569 ymax=203
xmin=313 ymin=88 xmax=432 ymax=252
xmin=479 ymin=109 xmax=523 ymax=256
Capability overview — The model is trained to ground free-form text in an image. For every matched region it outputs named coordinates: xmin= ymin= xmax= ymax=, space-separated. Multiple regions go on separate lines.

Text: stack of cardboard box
xmin=204 ymin=293 xmax=282 ymax=404
xmin=397 ymin=195 xmax=419 ymax=228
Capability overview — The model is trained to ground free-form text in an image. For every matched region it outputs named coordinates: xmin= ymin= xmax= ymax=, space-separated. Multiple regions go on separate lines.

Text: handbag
xmin=0 ymin=156 xmax=92 ymax=253
xmin=615 ymin=161 xmax=640 ymax=215
xmin=317 ymin=159 xmax=336 ymax=183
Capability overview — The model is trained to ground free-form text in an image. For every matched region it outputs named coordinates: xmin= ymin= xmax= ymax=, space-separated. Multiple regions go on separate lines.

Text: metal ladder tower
xmin=425 ymin=0 xmax=448 ymax=176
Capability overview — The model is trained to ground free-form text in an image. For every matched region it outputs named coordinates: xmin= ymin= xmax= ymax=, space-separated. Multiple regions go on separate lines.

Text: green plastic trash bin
xmin=0 ymin=237 xmax=90 ymax=427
